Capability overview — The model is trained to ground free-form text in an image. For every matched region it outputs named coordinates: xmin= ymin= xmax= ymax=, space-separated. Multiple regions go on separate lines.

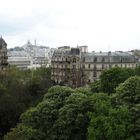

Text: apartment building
xmin=51 ymin=46 xmax=138 ymax=87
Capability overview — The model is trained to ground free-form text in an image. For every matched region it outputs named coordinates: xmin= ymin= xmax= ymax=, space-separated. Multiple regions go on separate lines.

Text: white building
xmin=8 ymin=40 xmax=55 ymax=69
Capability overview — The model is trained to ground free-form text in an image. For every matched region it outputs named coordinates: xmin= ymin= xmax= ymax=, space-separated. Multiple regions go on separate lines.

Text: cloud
xmin=0 ymin=0 xmax=140 ymax=51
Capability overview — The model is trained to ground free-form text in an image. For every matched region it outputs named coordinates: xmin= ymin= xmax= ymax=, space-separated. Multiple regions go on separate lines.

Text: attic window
xmin=94 ymin=57 xmax=97 ymax=62
xmin=102 ymin=57 xmax=105 ymax=62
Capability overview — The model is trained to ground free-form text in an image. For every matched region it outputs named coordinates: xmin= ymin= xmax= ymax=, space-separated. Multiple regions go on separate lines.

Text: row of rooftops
xmin=53 ymin=46 xmax=138 ymax=63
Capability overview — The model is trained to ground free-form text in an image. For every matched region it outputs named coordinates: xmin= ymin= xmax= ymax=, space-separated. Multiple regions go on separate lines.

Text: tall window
xmin=102 ymin=64 xmax=104 ymax=69
xmin=102 ymin=57 xmax=105 ymax=62
xmin=82 ymin=64 xmax=85 ymax=68
xmin=93 ymin=72 xmax=97 ymax=77
xmin=88 ymin=64 xmax=90 ymax=68
xmin=94 ymin=57 xmax=97 ymax=62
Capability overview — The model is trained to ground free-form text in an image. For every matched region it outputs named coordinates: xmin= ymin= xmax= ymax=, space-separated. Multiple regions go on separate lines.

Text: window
xmin=83 ymin=57 xmax=85 ymax=62
xmin=102 ymin=57 xmax=105 ymax=62
xmin=73 ymin=58 xmax=76 ymax=63
xmin=82 ymin=64 xmax=85 ymax=68
xmin=94 ymin=57 xmax=97 ymax=62
xmin=102 ymin=64 xmax=104 ymax=69
xmin=121 ymin=57 xmax=123 ymax=62
xmin=88 ymin=64 xmax=90 ymax=68
xmin=93 ymin=71 xmax=97 ymax=77
xmin=73 ymin=65 xmax=76 ymax=69
xmin=94 ymin=64 xmax=96 ymax=69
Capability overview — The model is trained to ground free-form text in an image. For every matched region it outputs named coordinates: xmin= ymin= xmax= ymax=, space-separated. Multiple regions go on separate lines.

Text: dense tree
xmin=115 ymin=76 xmax=140 ymax=139
xmin=2 ymin=67 xmax=140 ymax=140
xmin=0 ymin=66 xmax=52 ymax=139
xmin=100 ymin=67 xmax=134 ymax=94
xmin=134 ymin=65 xmax=140 ymax=76
xmin=4 ymin=86 xmax=94 ymax=140
xmin=87 ymin=93 xmax=134 ymax=140
xmin=89 ymin=80 xmax=102 ymax=93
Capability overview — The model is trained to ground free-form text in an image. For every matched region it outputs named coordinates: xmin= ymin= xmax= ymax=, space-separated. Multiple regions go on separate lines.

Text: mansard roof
xmin=82 ymin=51 xmax=137 ymax=63
xmin=53 ymin=46 xmax=80 ymax=56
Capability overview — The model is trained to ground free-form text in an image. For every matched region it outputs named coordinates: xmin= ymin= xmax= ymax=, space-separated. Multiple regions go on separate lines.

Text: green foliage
xmin=87 ymin=93 xmax=134 ymax=140
xmin=89 ymin=80 xmax=102 ymax=93
xmin=135 ymin=65 xmax=140 ymax=76
xmin=4 ymin=124 xmax=45 ymax=140
xmin=116 ymin=76 xmax=140 ymax=105
xmin=100 ymin=67 xmax=134 ymax=94
xmin=116 ymin=76 xmax=140 ymax=139
xmin=3 ymin=67 xmax=140 ymax=140
xmin=5 ymin=86 xmax=93 ymax=140
xmin=88 ymin=107 xmax=134 ymax=140
xmin=0 ymin=66 xmax=52 ymax=139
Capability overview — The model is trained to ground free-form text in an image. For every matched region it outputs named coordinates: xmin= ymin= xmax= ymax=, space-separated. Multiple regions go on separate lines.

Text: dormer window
xmin=94 ymin=57 xmax=97 ymax=62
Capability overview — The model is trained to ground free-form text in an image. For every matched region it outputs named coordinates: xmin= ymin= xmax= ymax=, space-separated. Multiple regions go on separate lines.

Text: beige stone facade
xmin=0 ymin=37 xmax=8 ymax=70
xmin=51 ymin=46 xmax=138 ymax=87
xmin=51 ymin=46 xmax=82 ymax=87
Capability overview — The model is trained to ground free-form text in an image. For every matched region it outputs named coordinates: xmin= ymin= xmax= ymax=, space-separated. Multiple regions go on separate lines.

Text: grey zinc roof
xmin=53 ymin=47 xmax=80 ymax=56
xmin=82 ymin=51 xmax=136 ymax=63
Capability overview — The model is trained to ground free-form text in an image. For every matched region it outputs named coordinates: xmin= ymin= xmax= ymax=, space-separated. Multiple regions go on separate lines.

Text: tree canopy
xmin=100 ymin=67 xmax=134 ymax=94
xmin=0 ymin=66 xmax=52 ymax=139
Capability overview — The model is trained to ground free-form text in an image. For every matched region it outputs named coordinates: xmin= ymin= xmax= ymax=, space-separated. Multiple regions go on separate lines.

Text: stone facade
xmin=0 ymin=37 xmax=8 ymax=70
xmin=51 ymin=46 xmax=138 ymax=87
xmin=51 ymin=46 xmax=82 ymax=87
xmin=82 ymin=51 xmax=138 ymax=84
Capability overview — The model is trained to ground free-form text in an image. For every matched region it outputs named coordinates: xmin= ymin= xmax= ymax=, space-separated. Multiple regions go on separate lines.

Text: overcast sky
xmin=0 ymin=0 xmax=140 ymax=51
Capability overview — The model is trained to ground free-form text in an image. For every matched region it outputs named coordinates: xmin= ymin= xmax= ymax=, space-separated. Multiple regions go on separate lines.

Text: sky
xmin=0 ymin=0 xmax=140 ymax=52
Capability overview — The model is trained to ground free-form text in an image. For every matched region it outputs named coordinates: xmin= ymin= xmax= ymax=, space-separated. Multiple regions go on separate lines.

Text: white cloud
xmin=1 ymin=0 xmax=140 ymax=51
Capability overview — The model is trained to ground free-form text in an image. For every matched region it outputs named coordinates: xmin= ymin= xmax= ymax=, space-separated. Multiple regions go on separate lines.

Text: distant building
xmin=8 ymin=40 xmax=55 ymax=69
xmin=0 ymin=37 xmax=8 ymax=70
xmin=8 ymin=57 xmax=31 ymax=70
xmin=51 ymin=46 xmax=138 ymax=87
